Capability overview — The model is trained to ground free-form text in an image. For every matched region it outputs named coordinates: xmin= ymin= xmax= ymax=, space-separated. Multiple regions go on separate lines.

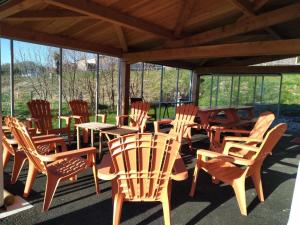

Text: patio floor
xmin=1 ymin=128 xmax=299 ymax=225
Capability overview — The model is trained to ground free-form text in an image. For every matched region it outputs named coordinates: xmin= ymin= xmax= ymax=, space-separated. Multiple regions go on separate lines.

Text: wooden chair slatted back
xmin=69 ymin=99 xmax=90 ymax=123
xmin=10 ymin=118 xmax=46 ymax=172
xmin=249 ymin=112 xmax=275 ymax=139
xmin=27 ymin=100 xmax=53 ymax=131
xmin=250 ymin=123 xmax=287 ymax=164
xmin=1 ymin=127 xmax=14 ymax=155
xmin=169 ymin=104 xmax=198 ymax=138
xmin=108 ymin=133 xmax=181 ymax=201
xmin=129 ymin=101 xmax=150 ymax=129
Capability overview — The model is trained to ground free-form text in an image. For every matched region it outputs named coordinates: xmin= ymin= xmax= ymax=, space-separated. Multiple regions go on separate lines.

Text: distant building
xmin=77 ymin=58 xmax=97 ymax=71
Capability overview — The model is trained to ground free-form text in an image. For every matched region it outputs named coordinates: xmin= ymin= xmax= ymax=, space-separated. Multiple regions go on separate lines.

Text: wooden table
xmin=198 ymin=106 xmax=254 ymax=126
xmin=99 ymin=127 xmax=138 ymax=154
xmin=75 ymin=122 xmax=117 ymax=154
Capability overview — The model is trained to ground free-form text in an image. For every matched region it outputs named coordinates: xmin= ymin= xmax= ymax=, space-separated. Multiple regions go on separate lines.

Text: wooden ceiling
xmin=0 ymin=0 xmax=300 ymax=70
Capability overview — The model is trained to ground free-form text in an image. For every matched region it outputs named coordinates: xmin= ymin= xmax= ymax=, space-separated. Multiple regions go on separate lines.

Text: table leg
xmin=91 ymin=129 xmax=94 ymax=147
xmin=98 ymin=132 xmax=102 ymax=158
xmin=77 ymin=126 xmax=80 ymax=150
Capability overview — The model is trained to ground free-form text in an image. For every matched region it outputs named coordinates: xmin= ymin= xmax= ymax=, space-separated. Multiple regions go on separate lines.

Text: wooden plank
xmin=0 ymin=22 xmax=122 ymax=57
xmin=227 ymin=0 xmax=256 ymax=16
xmin=195 ymin=65 xmax=300 ymax=74
xmin=124 ymin=39 xmax=300 ymax=63
xmin=4 ymin=9 xmax=89 ymax=21
xmin=45 ymin=0 xmax=175 ymax=40
xmin=0 ymin=0 xmax=40 ymax=19
xmin=165 ymin=2 xmax=300 ymax=48
xmin=114 ymin=25 xmax=128 ymax=52
xmin=174 ymin=0 xmax=196 ymax=37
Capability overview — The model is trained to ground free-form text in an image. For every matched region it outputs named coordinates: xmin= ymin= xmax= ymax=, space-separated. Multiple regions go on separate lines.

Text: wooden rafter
xmin=124 ymin=39 xmax=300 ymax=63
xmin=227 ymin=0 xmax=255 ymax=16
xmin=230 ymin=0 xmax=281 ymax=39
xmin=114 ymin=25 xmax=128 ymax=52
xmin=195 ymin=65 xmax=300 ymax=74
xmin=0 ymin=22 xmax=122 ymax=57
xmin=45 ymin=0 xmax=175 ymax=40
xmin=164 ymin=2 xmax=300 ymax=48
xmin=0 ymin=0 xmax=40 ymax=19
xmin=4 ymin=9 xmax=89 ymax=21
xmin=174 ymin=0 xmax=196 ymax=38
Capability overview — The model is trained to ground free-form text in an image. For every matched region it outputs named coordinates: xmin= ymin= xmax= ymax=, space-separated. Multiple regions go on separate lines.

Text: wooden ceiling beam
xmin=195 ymin=65 xmax=300 ymax=74
xmin=114 ymin=25 xmax=128 ymax=52
xmin=45 ymin=0 xmax=175 ymax=40
xmin=124 ymin=39 xmax=300 ymax=63
xmin=0 ymin=22 xmax=122 ymax=57
xmin=165 ymin=2 xmax=300 ymax=48
xmin=0 ymin=0 xmax=40 ymax=19
xmin=231 ymin=0 xmax=281 ymax=39
xmin=174 ymin=0 xmax=196 ymax=38
xmin=227 ymin=0 xmax=256 ymax=16
xmin=4 ymin=9 xmax=89 ymax=21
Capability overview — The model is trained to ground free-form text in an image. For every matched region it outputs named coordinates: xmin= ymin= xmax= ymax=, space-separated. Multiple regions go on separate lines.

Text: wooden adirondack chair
xmin=27 ymin=99 xmax=71 ymax=143
xmin=210 ymin=111 xmax=275 ymax=154
xmin=154 ymin=104 xmax=199 ymax=149
xmin=10 ymin=118 xmax=99 ymax=211
xmin=190 ymin=123 xmax=287 ymax=215
xmin=3 ymin=116 xmax=68 ymax=184
xmin=116 ymin=101 xmax=150 ymax=132
xmin=2 ymin=127 xmax=27 ymax=184
xmin=97 ymin=133 xmax=188 ymax=225
xmin=69 ymin=99 xmax=107 ymax=143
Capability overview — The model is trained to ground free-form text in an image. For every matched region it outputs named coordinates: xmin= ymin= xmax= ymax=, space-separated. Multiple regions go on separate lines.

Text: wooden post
xmin=0 ymin=38 xmax=3 ymax=208
xmin=191 ymin=72 xmax=200 ymax=106
xmin=119 ymin=59 xmax=130 ymax=116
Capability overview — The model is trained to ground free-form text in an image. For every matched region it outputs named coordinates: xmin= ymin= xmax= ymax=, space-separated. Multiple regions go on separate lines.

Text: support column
xmin=58 ymin=48 xmax=62 ymax=128
xmin=118 ymin=59 xmax=130 ymax=116
xmin=191 ymin=72 xmax=200 ymax=106
xmin=0 ymin=38 xmax=3 ymax=208
xmin=141 ymin=62 xmax=144 ymax=98
xmin=95 ymin=54 xmax=100 ymax=117
xmin=10 ymin=39 xmax=14 ymax=116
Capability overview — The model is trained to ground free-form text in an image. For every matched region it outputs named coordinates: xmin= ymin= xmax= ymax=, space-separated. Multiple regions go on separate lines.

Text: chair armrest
xmin=40 ymin=147 xmax=96 ymax=162
xmin=223 ymin=136 xmax=262 ymax=143
xmin=223 ymin=142 xmax=260 ymax=155
xmin=210 ymin=126 xmax=251 ymax=134
xmin=97 ymin=154 xmax=117 ymax=180
xmin=197 ymin=149 xmax=254 ymax=166
xmin=177 ymin=123 xmax=199 ymax=142
xmin=26 ymin=117 xmax=39 ymax=122
xmin=71 ymin=115 xmax=82 ymax=120
xmin=116 ymin=115 xmax=129 ymax=126
xmin=96 ymin=114 xmax=107 ymax=123
xmin=171 ymin=154 xmax=188 ymax=181
xmin=34 ymin=137 xmax=66 ymax=146
xmin=154 ymin=119 xmax=173 ymax=133
xmin=32 ymin=134 xmax=57 ymax=140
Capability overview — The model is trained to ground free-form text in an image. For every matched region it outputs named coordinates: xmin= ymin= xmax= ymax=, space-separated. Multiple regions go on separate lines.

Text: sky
xmin=0 ymin=38 xmax=57 ymax=65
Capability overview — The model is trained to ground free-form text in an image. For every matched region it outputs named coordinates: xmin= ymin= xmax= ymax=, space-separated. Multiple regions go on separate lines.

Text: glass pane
xmin=1 ymin=38 xmax=11 ymax=116
xmin=178 ymin=69 xmax=191 ymax=103
xmin=13 ymin=41 xmax=59 ymax=122
xmin=130 ymin=62 xmax=143 ymax=98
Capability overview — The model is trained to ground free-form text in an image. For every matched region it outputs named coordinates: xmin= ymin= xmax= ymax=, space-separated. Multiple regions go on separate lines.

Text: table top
xmin=199 ymin=106 xmax=254 ymax=112
xmin=101 ymin=126 xmax=138 ymax=136
xmin=75 ymin=122 xmax=117 ymax=131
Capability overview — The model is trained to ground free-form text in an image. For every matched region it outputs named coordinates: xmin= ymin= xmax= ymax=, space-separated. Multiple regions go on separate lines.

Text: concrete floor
xmin=1 ymin=129 xmax=299 ymax=225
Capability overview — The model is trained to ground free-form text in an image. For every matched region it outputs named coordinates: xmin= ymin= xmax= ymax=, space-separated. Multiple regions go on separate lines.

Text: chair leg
xmin=232 ymin=179 xmax=247 ymax=216
xmin=113 ymin=194 xmax=124 ymax=225
xmin=189 ymin=164 xmax=200 ymax=197
xmin=11 ymin=153 xmax=27 ymax=184
xmin=23 ymin=162 xmax=38 ymax=198
xmin=251 ymin=169 xmax=264 ymax=202
xmin=83 ymin=129 xmax=89 ymax=144
xmin=43 ymin=176 xmax=60 ymax=212
xmin=3 ymin=149 xmax=11 ymax=168
xmin=162 ymin=194 xmax=171 ymax=225
xmin=92 ymin=154 xmax=100 ymax=195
